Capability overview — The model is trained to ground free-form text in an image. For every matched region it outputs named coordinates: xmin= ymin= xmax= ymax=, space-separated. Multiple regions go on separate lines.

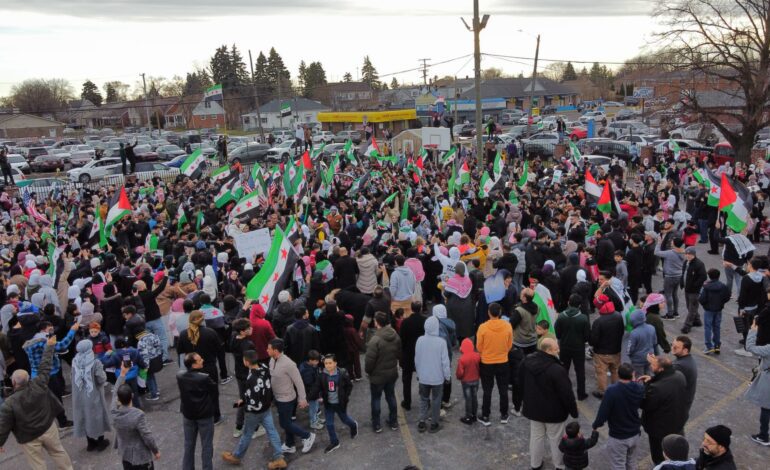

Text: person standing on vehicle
xmin=294 ymin=125 xmax=304 ymax=156
xmin=119 ymin=142 xmax=128 ymax=175
xmin=125 ymin=139 xmax=138 ymax=174
xmin=0 ymin=147 xmax=14 ymax=186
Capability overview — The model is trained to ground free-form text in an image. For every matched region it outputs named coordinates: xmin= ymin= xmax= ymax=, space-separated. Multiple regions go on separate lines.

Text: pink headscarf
xmin=444 ymin=273 xmax=472 ymax=298
xmin=404 ymin=258 xmax=425 ymax=282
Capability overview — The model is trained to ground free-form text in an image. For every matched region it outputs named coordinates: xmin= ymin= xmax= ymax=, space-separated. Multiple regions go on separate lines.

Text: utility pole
xmin=419 ymin=58 xmax=432 ymax=86
xmin=140 ymin=73 xmax=152 ymax=135
xmin=526 ymin=34 xmax=541 ymax=139
xmin=462 ymin=0 xmax=489 ymax=165
xmin=248 ymin=49 xmax=265 ymax=142
xmin=277 ymin=71 xmax=283 ymax=130
xmin=454 ymin=75 xmax=459 ymax=130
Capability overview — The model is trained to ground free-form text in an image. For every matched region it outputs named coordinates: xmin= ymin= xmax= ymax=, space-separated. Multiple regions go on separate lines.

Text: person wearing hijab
xmin=443 ymin=262 xmax=475 ymax=343
xmin=177 ymin=310 xmax=224 ymax=424
xmin=71 ymin=339 xmax=111 ymax=452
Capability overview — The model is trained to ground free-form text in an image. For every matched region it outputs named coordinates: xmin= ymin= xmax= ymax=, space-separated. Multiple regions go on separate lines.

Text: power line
xmin=483 ymin=52 xmax=684 ymax=67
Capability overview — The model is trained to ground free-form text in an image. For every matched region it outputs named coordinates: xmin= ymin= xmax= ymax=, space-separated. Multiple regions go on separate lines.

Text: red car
xmin=133 ymin=144 xmax=160 ymax=162
xmin=568 ymin=126 xmax=588 ymax=141
xmin=29 ymin=154 xmax=65 ymax=172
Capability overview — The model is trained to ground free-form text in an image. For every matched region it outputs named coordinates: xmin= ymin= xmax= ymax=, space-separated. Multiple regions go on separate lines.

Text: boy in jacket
xmin=628 ymin=310 xmax=659 ymax=377
xmin=221 ymin=350 xmax=286 ymax=469
xmin=299 ymin=350 xmax=323 ymax=430
xmin=558 ymin=421 xmax=599 ymax=470
xmin=456 ymin=338 xmax=481 ymax=424
xmin=698 ymin=269 xmax=731 ymax=354
xmin=320 ymin=353 xmax=357 ymax=454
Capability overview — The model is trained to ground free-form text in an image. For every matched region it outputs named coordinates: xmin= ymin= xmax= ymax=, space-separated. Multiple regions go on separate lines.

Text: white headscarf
xmin=72 ymin=339 xmax=96 ymax=394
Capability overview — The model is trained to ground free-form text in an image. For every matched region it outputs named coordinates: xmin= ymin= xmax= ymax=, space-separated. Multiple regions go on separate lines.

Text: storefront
xmin=316 ymin=109 xmax=418 ymax=136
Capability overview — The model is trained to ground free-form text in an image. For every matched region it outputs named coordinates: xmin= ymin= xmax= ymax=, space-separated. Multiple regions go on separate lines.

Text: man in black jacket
xmin=595 ymin=230 xmax=617 ymax=272
xmin=333 ymin=247 xmax=359 ymax=290
xmin=590 ymin=295 xmax=625 ymax=398
xmin=177 ymin=353 xmax=217 ymax=470
xmin=283 ymin=307 xmax=320 ymax=365
xmin=625 ymin=234 xmax=645 ymax=304
xmin=640 ymin=355 xmax=688 ymax=465
xmin=398 ymin=301 xmax=426 ymax=410
xmin=135 ymin=276 xmax=170 ymax=362
xmin=520 ymin=338 xmax=578 ymax=470
xmin=681 ymin=247 xmax=707 ymax=334
xmin=697 ymin=425 xmax=737 ymax=470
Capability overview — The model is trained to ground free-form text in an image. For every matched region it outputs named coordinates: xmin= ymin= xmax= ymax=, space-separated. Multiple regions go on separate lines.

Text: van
xmin=712 ymin=142 xmax=734 ymax=166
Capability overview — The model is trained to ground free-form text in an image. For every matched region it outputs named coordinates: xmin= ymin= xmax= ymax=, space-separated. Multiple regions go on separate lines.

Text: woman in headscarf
xmin=432 ymin=304 xmax=457 ymax=408
xmin=177 ymin=310 xmax=223 ymax=422
xmin=71 ymin=339 xmax=111 ymax=451
xmin=220 ymin=270 xmax=243 ymax=298
xmin=202 ymin=265 xmax=218 ymax=301
xmin=442 ymin=262 xmax=475 ymax=342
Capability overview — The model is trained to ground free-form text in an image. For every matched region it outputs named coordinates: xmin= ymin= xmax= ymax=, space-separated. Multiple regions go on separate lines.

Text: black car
xmin=521 ymin=142 xmax=555 ymax=159
xmin=579 ymin=140 xmax=634 ymax=160
xmin=541 ymin=105 xmax=558 ymax=115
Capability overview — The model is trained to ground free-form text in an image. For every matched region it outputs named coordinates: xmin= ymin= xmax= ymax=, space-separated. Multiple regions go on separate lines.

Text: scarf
xmin=188 ymin=312 xmax=204 ymax=346
xmin=726 ymin=234 xmax=755 ymax=259
xmin=72 ymin=339 xmax=96 ymax=394
xmin=404 ymin=257 xmax=425 ymax=282
xmin=444 ymin=273 xmax=472 ymax=299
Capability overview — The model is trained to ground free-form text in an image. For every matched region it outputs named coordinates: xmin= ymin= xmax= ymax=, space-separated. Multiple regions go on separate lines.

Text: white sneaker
xmin=512 ymin=408 xmax=522 ymax=417
xmin=311 ymin=422 xmax=325 ymax=430
xmin=281 ymin=443 xmax=296 ymax=454
xmin=252 ymin=427 xmax=266 ymax=439
xmin=301 ymin=432 xmax=316 ymax=453
xmin=233 ymin=428 xmax=242 ymax=438
xmin=734 ymin=348 xmax=754 ymax=357
xmin=439 ymin=409 xmax=447 ymax=418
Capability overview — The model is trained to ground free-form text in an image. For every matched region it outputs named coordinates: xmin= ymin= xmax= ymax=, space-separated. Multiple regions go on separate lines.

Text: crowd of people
xmin=0 ymin=132 xmax=768 ymax=470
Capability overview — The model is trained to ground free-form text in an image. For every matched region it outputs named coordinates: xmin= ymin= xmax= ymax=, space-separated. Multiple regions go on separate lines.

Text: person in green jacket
xmin=555 ymin=294 xmax=591 ymax=400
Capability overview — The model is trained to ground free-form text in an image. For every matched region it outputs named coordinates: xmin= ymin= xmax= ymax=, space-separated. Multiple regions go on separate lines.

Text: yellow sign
xmin=317 ymin=109 xmax=417 ymax=123
xmin=532 ymin=107 xmax=540 ymax=116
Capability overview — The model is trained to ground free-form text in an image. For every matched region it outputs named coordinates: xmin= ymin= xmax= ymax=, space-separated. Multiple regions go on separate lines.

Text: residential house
xmin=189 ymin=98 xmax=226 ymax=129
xmin=455 ymin=77 xmax=579 ymax=121
xmin=241 ymin=97 xmax=330 ymax=131
xmin=316 ymin=82 xmax=376 ymax=111
xmin=0 ymin=113 xmax=65 ymax=139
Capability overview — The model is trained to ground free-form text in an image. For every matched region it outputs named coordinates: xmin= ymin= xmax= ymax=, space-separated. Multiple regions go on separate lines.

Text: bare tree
xmin=541 ymin=62 xmax=567 ymax=82
xmin=655 ymin=0 xmax=770 ymax=164
xmin=482 ymin=67 xmax=504 ymax=79
xmin=8 ymin=78 xmax=73 ymax=114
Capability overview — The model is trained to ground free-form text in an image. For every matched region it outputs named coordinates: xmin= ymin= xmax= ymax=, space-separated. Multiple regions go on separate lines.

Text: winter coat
xmin=646 ymin=311 xmax=671 ymax=353
xmin=444 ymin=290 xmax=476 ymax=340
xmin=389 ymin=266 xmax=416 ymax=301
xmin=37 ymin=274 xmax=61 ymax=315
xmin=283 ymin=319 xmax=320 ymax=365
xmin=745 ymin=330 xmax=770 ymax=409
xmin=699 ymin=280 xmax=730 ymax=312
xmin=101 ymin=294 xmax=125 ymax=336
xmin=176 ymin=369 xmax=217 ymax=420
xmin=477 ymin=317 xmax=513 ymax=364
xmin=365 ymin=325 xmax=402 ymax=385
xmin=111 ymin=376 xmax=159 ymax=466
xmin=272 ymin=291 xmax=308 ymax=338
xmin=590 ymin=310 xmax=624 ymax=355
xmin=333 ymin=255 xmax=359 ymax=290
xmin=356 ymin=253 xmax=380 ymax=294
xmin=318 ymin=309 xmax=348 ymax=365
xmin=554 ymin=306 xmax=590 ymax=352
xmin=558 ymin=431 xmax=599 ymax=470
xmin=682 ymin=257 xmax=707 ymax=294
xmin=320 ymin=367 xmax=353 ymax=410
xmin=641 ymin=366 xmax=688 ymax=437
xmin=399 ymin=313 xmax=426 ymax=372
xmin=455 ymin=338 xmax=480 ymax=383
xmin=520 ymin=350 xmax=578 ymax=423
xmin=628 ymin=310 xmax=658 ymax=365
xmin=299 ymin=361 xmax=321 ymax=401
xmin=72 ymin=359 xmax=111 ymax=438
xmin=695 ymin=449 xmax=737 ymax=470
xmin=415 ymin=317 xmax=450 ymax=386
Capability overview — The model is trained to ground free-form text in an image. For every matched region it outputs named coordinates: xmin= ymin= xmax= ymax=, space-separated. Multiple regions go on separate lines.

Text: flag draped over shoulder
xmin=719 ymin=173 xmax=752 ymax=233
xmin=532 ymin=283 xmax=557 ymax=332
xmin=245 ymin=227 xmax=298 ymax=312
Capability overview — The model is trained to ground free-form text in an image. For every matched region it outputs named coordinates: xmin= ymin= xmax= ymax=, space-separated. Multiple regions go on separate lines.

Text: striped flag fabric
xmin=668 ymin=138 xmax=681 ymax=160
xmin=88 ymin=204 xmax=107 ymax=249
xmin=215 ymin=176 xmax=240 ymax=208
xmin=705 ymin=168 xmax=722 ymax=207
xmin=719 ymin=173 xmax=752 ymax=233
xmin=569 ymin=141 xmax=584 ymax=167
xmin=366 ymin=137 xmax=382 ymax=158
xmin=195 ymin=211 xmax=204 ymax=235
xmin=298 ymin=150 xmax=312 ymax=170
xmin=492 ymin=151 xmax=504 ymax=180
xmin=180 ymin=149 xmax=206 ymax=177
xmin=448 ymin=162 xmax=456 ymax=196
xmin=310 ymin=142 xmax=326 ymax=161
xmin=517 ymin=161 xmax=529 ymax=189
xmin=204 ymin=83 xmax=223 ymax=99
xmin=380 ymin=191 xmax=398 ymax=211
xmin=479 ymin=171 xmax=496 ymax=198
xmin=400 ymin=188 xmax=411 ymax=221
xmin=314 ymin=259 xmax=334 ymax=283
xmin=456 ymin=160 xmax=470 ymax=188
xmin=343 ymin=139 xmax=358 ymax=166
xmin=598 ymin=182 xmax=613 ymax=214
xmin=105 ymin=186 xmax=131 ymax=232
xmin=283 ymin=163 xmax=305 ymax=198
xmin=440 ymin=147 xmax=457 ymax=167
xmin=245 ymin=227 xmax=298 ymax=313
xmin=584 ymin=169 xmax=603 ymax=199
xmin=348 ymin=173 xmax=369 ymax=196
xmin=229 ymin=190 xmax=263 ymax=222
xmin=532 ymin=283 xmax=557 ymax=332
xmin=177 ymin=208 xmax=189 ymax=232
xmin=145 ymin=233 xmax=159 ymax=252
xmin=23 ymin=189 xmax=50 ymax=225
xmin=210 ymin=164 xmax=231 ymax=183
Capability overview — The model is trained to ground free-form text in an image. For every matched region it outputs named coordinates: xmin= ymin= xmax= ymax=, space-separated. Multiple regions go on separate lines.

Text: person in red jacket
xmin=248 ymin=302 xmax=276 ymax=365
xmin=456 ymin=338 xmax=481 ymax=424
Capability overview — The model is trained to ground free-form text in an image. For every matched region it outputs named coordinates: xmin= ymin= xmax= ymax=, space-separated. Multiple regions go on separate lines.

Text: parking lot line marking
xmin=693 ymin=349 xmax=748 ymax=382
xmin=396 ymin=391 xmax=423 ymax=469
xmin=576 ymin=400 xmax=609 ymax=439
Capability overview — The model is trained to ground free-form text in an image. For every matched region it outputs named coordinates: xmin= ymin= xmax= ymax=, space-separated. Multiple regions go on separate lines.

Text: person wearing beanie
xmin=697 ymin=425 xmax=736 ymax=469
xmin=589 ymin=294 xmax=625 ymax=398
xmin=653 ymin=434 xmax=695 ymax=470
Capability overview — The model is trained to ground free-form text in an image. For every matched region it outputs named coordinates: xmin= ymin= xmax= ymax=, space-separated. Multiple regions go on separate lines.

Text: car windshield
xmin=277 ymin=141 xmax=293 ymax=148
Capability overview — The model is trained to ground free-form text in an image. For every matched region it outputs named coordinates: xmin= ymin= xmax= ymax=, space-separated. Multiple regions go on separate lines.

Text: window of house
xmin=260 ymin=117 xmax=267 ymax=124
xmin=201 ymin=116 xmax=206 ymax=121
xmin=205 ymin=101 xmax=211 ymax=108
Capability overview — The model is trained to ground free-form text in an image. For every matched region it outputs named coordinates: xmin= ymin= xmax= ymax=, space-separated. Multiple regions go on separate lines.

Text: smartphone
xmin=233 ymin=402 xmax=243 ymax=408
xmin=122 ymin=355 xmax=132 ymax=369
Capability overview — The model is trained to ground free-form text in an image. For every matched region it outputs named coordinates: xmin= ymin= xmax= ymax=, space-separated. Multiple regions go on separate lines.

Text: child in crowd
xmin=558 ymin=421 xmax=599 ymax=470
xmin=299 ymin=350 xmax=324 ymax=430
xmin=614 ymin=250 xmax=628 ymax=288
xmin=456 ymin=338 xmax=480 ymax=425
xmin=319 ymin=353 xmax=357 ymax=454
xmin=535 ymin=320 xmax=555 ymax=350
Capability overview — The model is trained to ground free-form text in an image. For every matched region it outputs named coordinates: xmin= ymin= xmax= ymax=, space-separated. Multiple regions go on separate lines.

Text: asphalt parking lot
xmin=0 ymin=245 xmax=767 ymax=469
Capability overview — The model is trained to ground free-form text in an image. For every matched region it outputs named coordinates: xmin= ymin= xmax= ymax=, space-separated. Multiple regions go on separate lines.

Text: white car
xmin=617 ymin=135 xmax=658 ymax=146
xmin=652 ymin=138 xmax=703 ymax=155
xmin=602 ymin=101 xmax=624 ymax=107
xmin=521 ymin=132 xmax=560 ymax=145
xmin=518 ymin=115 xmax=542 ymax=125
xmin=272 ymin=130 xmax=294 ymax=143
xmin=67 ymin=158 xmax=123 ymax=183
xmin=312 ymin=131 xmax=335 ymax=145
xmin=49 ymin=149 xmax=72 ymax=164
xmin=100 ymin=162 xmax=179 ymax=186
xmin=6 ymin=154 xmax=30 ymax=173
xmin=579 ymin=111 xmax=607 ymax=124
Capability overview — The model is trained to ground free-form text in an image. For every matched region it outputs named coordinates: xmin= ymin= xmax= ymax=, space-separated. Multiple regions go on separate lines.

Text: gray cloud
xmin=0 ymin=0 xmax=653 ymax=20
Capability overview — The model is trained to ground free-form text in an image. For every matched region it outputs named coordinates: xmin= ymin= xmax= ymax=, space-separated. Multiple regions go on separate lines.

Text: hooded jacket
xmin=364 ymin=325 xmax=402 ymax=385
xmin=698 ymin=280 xmax=730 ymax=312
xmin=628 ymin=310 xmax=658 ymax=365
xmin=554 ymin=306 xmax=590 ymax=352
xmin=738 ymin=271 xmax=767 ymax=311
xmin=476 ymin=316 xmax=513 ymax=364
xmin=356 ymin=253 xmax=380 ymax=294
xmin=36 ymin=274 xmax=61 ymax=314
xmin=590 ymin=308 xmax=624 ymax=355
xmin=414 ymin=317 xmax=450 ymax=386
xmin=455 ymin=338 xmax=480 ymax=383
xmin=641 ymin=366 xmax=688 ymax=437
xmin=389 ymin=266 xmax=416 ymax=301
xmin=520 ymin=350 xmax=578 ymax=423
xmin=283 ymin=319 xmax=320 ymax=365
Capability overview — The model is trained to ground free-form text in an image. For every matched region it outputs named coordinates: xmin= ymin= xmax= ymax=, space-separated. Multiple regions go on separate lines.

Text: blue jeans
xmin=233 ymin=410 xmax=283 ymax=460
xmin=308 ymin=399 xmax=320 ymax=427
xmin=276 ymin=399 xmax=310 ymax=447
xmin=146 ymin=372 xmax=158 ymax=398
xmin=724 ymin=265 xmax=742 ymax=297
xmin=182 ymin=416 xmax=214 ymax=470
xmin=703 ymin=310 xmax=722 ymax=350
xmin=462 ymin=381 xmax=479 ymax=418
xmin=698 ymin=219 xmax=709 ymax=242
xmin=370 ymin=380 xmax=397 ymax=429
xmin=325 ymin=404 xmax=357 ymax=445
xmin=145 ymin=318 xmax=169 ymax=362
xmin=759 ymin=407 xmax=770 ymax=440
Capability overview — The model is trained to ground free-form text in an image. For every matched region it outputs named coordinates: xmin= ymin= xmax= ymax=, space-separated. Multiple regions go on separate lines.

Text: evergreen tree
xmin=579 ymin=67 xmax=588 ymax=77
xmin=230 ymin=44 xmax=249 ymax=89
xmin=390 ymin=77 xmax=399 ymax=89
xmin=298 ymin=60 xmax=308 ymax=94
xmin=303 ymin=62 xmax=327 ymax=99
xmin=343 ymin=72 xmax=353 ymax=82
xmin=619 ymin=83 xmax=626 ymax=97
xmin=562 ymin=62 xmax=577 ymax=81
xmin=81 ymin=79 xmax=103 ymax=106
xmin=254 ymin=51 xmax=273 ymax=103
xmin=210 ymin=45 xmax=232 ymax=88
xmin=183 ymin=70 xmax=212 ymax=96
xmin=103 ymin=81 xmax=128 ymax=103
xmin=267 ymin=47 xmax=291 ymax=97
xmin=361 ymin=56 xmax=380 ymax=89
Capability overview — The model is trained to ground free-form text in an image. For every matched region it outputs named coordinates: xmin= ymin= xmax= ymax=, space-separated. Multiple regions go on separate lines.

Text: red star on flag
xmin=322 ymin=273 xmax=328 ymax=281
xmin=236 ymin=207 xmax=242 ymax=213
xmin=547 ymin=299 xmax=554 ymax=308
xmin=261 ymin=294 xmax=269 ymax=305
xmin=280 ymin=249 xmax=287 ymax=259
xmin=246 ymin=201 xmax=253 ymax=208
xmin=273 ymin=273 xmax=279 ymax=281
xmin=711 ymin=186 xmax=718 ymax=193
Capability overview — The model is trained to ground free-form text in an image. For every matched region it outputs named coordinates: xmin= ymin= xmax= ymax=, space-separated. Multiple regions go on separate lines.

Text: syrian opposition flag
xmin=569 ymin=141 xmax=584 ymax=167
xmin=88 ymin=205 xmax=108 ymax=249
xmin=479 ymin=171 xmax=497 ymax=198
xmin=533 ymin=283 xmax=557 ymax=332
xmin=517 ymin=161 xmax=529 ymax=189
xmin=597 ymin=182 xmax=613 ymax=214
xmin=584 ymin=169 xmax=603 ymax=200
xmin=180 ymin=149 xmax=206 ymax=177
xmin=105 ymin=187 xmax=131 ymax=233
xmin=492 ymin=151 xmax=504 ymax=180
xmin=343 ymin=139 xmax=358 ymax=166
xmin=215 ymin=176 xmax=241 ymax=208
xmin=348 ymin=173 xmax=369 ymax=197
xmin=204 ymin=83 xmax=223 ymax=100
xmin=245 ymin=227 xmax=298 ymax=313
xmin=719 ymin=173 xmax=752 ymax=232
xmin=314 ymin=259 xmax=334 ymax=283
xmin=210 ymin=164 xmax=231 ymax=183
xmin=705 ymin=168 xmax=722 ymax=207
xmin=668 ymin=138 xmax=681 ymax=160
xmin=229 ymin=190 xmax=262 ymax=221
xmin=440 ymin=147 xmax=457 ymax=167
xmin=283 ymin=163 xmax=305 ymax=197
xmin=310 ymin=143 xmax=326 ymax=161
xmin=298 ymin=150 xmax=312 ymax=170
xmin=380 ymin=191 xmax=398 ymax=211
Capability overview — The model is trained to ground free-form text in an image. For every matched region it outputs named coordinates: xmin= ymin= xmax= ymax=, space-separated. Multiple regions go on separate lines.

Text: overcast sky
xmin=0 ymin=0 xmax=661 ymax=97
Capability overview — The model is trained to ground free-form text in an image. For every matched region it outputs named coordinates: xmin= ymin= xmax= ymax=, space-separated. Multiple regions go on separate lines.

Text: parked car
xmin=67 ymin=158 xmax=123 ymax=182
xmin=521 ymin=132 xmax=560 ymax=145
xmin=7 ymin=154 xmax=30 ymax=173
xmin=453 ymin=124 xmax=476 ymax=138
xmin=614 ymin=109 xmax=638 ymax=121
xmin=265 ymin=140 xmax=301 ymax=162
xmin=155 ymin=144 xmax=185 ymax=161
xmin=602 ymin=101 xmax=623 ymax=108
xmin=712 ymin=142 xmax=735 ymax=166
xmin=0 ymin=168 xmax=25 ymax=189
xmin=617 ymin=134 xmax=658 ymax=146
xmin=602 ymin=121 xmax=651 ymax=139
xmin=668 ymin=123 xmax=723 ymax=145
xmin=100 ymin=162 xmax=179 ymax=186
xmin=651 ymin=138 xmax=704 ymax=155
xmin=30 ymin=154 xmax=66 ymax=172
xmin=623 ymin=97 xmax=640 ymax=106
xmin=133 ymin=144 xmax=160 ymax=162
xmin=312 ymin=131 xmax=335 ymax=145
xmin=227 ymin=143 xmax=272 ymax=164
xmin=319 ymin=143 xmax=348 ymax=159
xmin=578 ymin=140 xmax=634 ymax=160
xmin=190 ymin=142 xmax=217 ymax=158
xmin=48 ymin=149 xmax=72 ymax=165
xmin=502 ymin=125 xmax=531 ymax=140
xmin=333 ymin=130 xmax=363 ymax=144
xmin=567 ymin=126 xmax=588 ymax=141
xmin=585 ymin=155 xmax=613 ymax=172
xmin=26 ymin=147 xmax=49 ymax=161
xmin=501 ymin=111 xmax=525 ymax=125
xmin=579 ymin=111 xmax=607 ymax=125
xmin=518 ymin=115 xmax=542 ymax=125
xmin=272 ymin=130 xmax=294 ymax=143
xmin=540 ymin=105 xmax=558 ymax=115
xmin=521 ymin=142 xmax=554 ymax=159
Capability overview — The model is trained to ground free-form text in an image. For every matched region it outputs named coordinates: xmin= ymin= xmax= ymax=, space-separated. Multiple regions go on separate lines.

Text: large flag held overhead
xmin=492 ymin=151 xmax=504 ymax=180
xmin=569 ymin=141 xmax=584 ymax=167
xmin=479 ymin=171 xmax=497 ymax=198
xmin=380 ymin=191 xmax=398 ymax=211
xmin=517 ymin=161 xmax=529 ymax=189
xmin=533 ymin=283 xmax=557 ymax=332
xmin=719 ymin=173 xmax=752 ymax=233
xmin=440 ymin=147 xmax=457 ymax=166
xmin=229 ymin=189 xmax=263 ymax=221
xmin=88 ymin=204 xmax=107 ymax=249
xmin=705 ymin=168 xmax=722 ymax=207
xmin=105 ymin=187 xmax=131 ymax=232
xmin=343 ymin=139 xmax=358 ymax=166
xmin=210 ymin=164 xmax=231 ymax=183
xmin=283 ymin=162 xmax=305 ymax=197
xmin=245 ymin=227 xmax=298 ymax=313
xmin=668 ymin=138 xmax=681 ymax=160
xmin=180 ymin=149 xmax=206 ymax=177
xmin=314 ymin=259 xmax=334 ymax=283
xmin=584 ymin=169 xmax=603 ymax=199
xmin=456 ymin=160 xmax=470 ymax=189
xmin=215 ymin=176 xmax=241 ymax=208
xmin=597 ymin=182 xmax=613 ymax=214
